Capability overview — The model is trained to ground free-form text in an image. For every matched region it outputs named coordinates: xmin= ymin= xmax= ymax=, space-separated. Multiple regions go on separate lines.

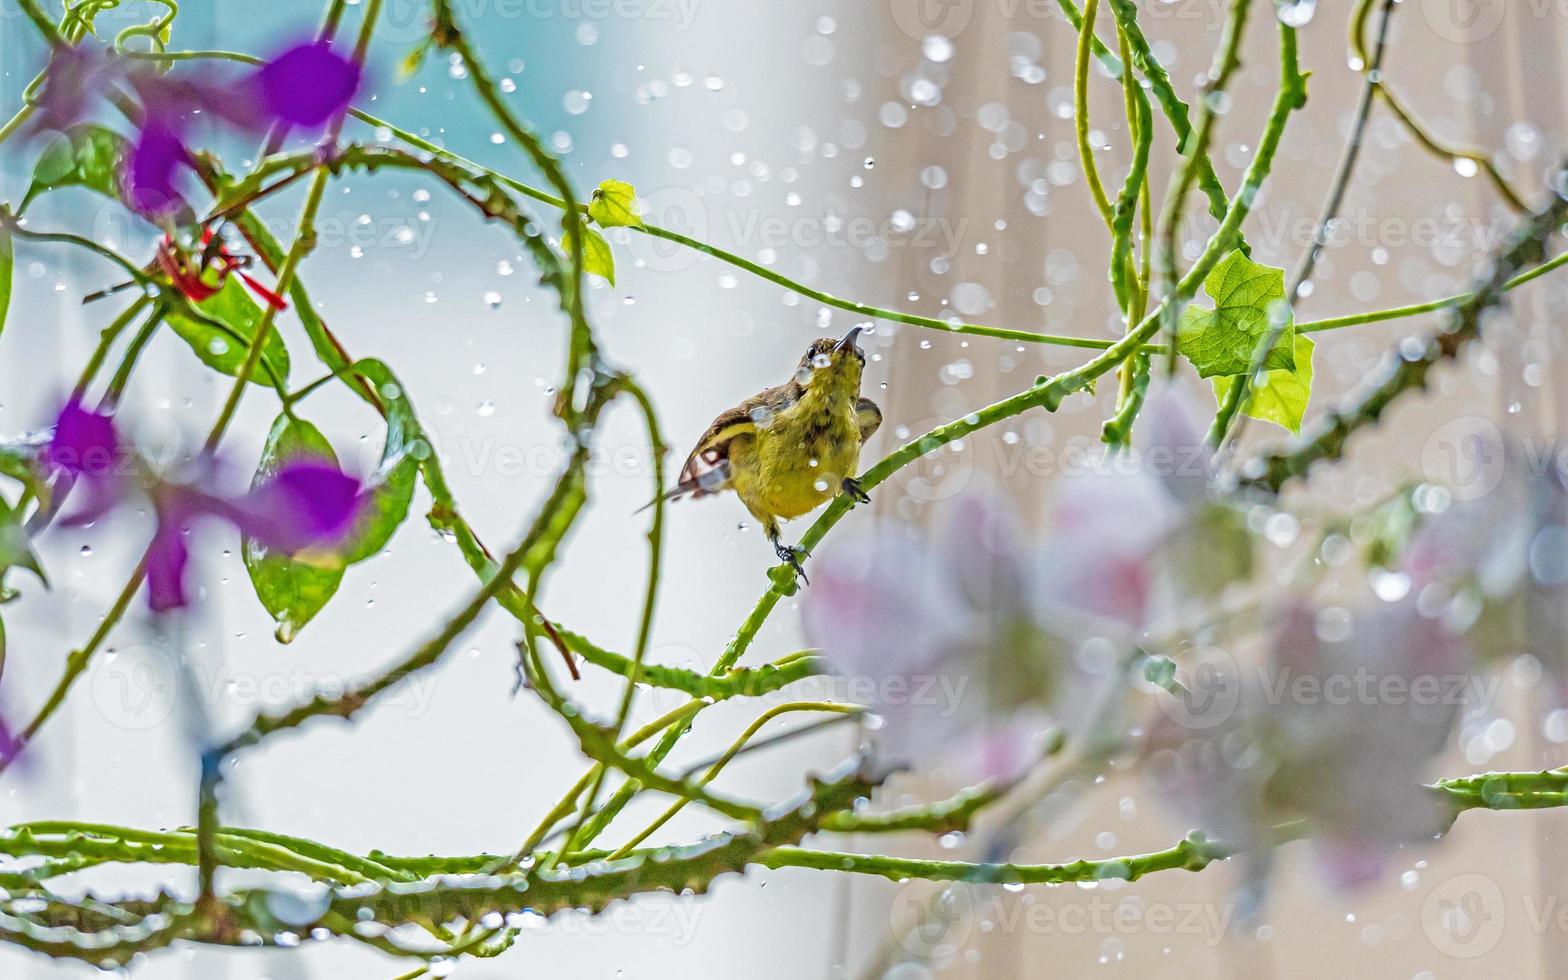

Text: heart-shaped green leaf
xmin=1212 ymin=333 xmax=1315 ymax=435
xmin=340 ymin=378 xmax=421 ymax=565
xmin=565 ymin=224 xmax=615 ymax=285
xmin=243 ymin=415 xmax=344 ymax=643
xmin=166 ymin=278 xmax=291 ymax=388
xmin=588 ymin=179 xmax=643 ymax=228
xmin=22 ymin=124 xmax=126 ymax=209
xmin=1176 ymin=250 xmax=1295 ymax=378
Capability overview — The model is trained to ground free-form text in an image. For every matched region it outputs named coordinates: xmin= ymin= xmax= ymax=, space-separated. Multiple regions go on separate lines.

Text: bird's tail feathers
xmin=635 ymin=482 xmax=697 ymax=514
xmin=634 ymin=464 xmax=729 ymax=514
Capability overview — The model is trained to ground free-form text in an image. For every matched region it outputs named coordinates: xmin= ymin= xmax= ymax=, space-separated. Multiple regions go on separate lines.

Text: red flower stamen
xmin=156 ymin=231 xmax=288 ymax=311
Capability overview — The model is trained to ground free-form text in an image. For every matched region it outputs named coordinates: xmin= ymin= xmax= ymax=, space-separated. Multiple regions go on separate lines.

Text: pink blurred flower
xmin=803 ymin=490 xmax=1079 ymax=785
xmin=1400 ymin=436 xmax=1568 ymax=701
xmin=1035 ymin=387 xmax=1247 ymax=636
xmin=801 ymin=389 xmax=1250 ymax=786
xmin=1146 ymin=598 xmax=1470 ymax=908
xmin=804 ymin=487 xmax=1147 ymax=768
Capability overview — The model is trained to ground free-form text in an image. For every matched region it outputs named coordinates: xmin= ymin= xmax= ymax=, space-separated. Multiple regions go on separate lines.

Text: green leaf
xmin=340 ymin=388 xmax=421 ymax=566
xmin=0 ymin=438 xmax=51 ymax=516
xmin=0 ymin=495 xmax=46 ymax=601
xmin=1176 ymin=250 xmax=1295 ymax=378
xmin=22 ymin=124 xmax=126 ymax=209
xmin=1211 ymin=334 xmax=1315 ymax=435
xmin=166 ymin=278 xmax=291 ymax=388
xmin=588 ymin=179 xmax=643 ymax=228
xmin=348 ymin=360 xmax=512 ymax=593
xmin=565 ymin=225 xmax=615 ymax=285
xmin=243 ymin=415 xmax=345 ymax=643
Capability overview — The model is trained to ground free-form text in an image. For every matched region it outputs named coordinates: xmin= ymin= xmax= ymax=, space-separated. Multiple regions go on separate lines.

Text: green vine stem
xmin=1347 ymin=0 xmax=1529 ymax=214
xmin=608 ymin=702 xmax=862 ymax=859
xmin=1155 ymin=0 xmax=1256 ymax=368
xmin=1240 ymin=166 xmax=1568 ymax=493
xmin=1212 ymin=0 xmax=1394 ymax=449
xmin=760 ymin=832 xmax=1231 ymax=885
xmin=559 ymin=630 xmax=827 ymax=698
xmin=1074 ymin=0 xmax=1115 ymax=229
xmin=96 ymin=50 xmax=1568 ymax=358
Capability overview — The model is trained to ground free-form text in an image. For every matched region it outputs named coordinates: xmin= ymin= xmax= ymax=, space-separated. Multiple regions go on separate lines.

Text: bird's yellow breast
xmin=730 ymin=387 xmax=861 ymax=521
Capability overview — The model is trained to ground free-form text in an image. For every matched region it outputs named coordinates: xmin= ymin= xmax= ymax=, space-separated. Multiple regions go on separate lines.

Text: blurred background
xmin=3 ymin=0 xmax=1568 ymax=976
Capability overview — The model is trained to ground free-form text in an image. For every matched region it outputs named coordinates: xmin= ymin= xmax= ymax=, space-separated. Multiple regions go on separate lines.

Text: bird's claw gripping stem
xmin=842 ymin=477 xmax=871 ymax=505
xmin=773 ymin=540 xmax=810 ymax=586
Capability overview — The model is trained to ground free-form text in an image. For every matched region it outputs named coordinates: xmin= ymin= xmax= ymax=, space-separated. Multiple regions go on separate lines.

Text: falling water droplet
xmin=1277 ymin=0 xmax=1316 ymax=27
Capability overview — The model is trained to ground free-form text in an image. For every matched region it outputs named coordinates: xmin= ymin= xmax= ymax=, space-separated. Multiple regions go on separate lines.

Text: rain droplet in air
xmin=1276 ymin=0 xmax=1316 ymax=27
xmin=922 ymin=35 xmax=954 ymax=63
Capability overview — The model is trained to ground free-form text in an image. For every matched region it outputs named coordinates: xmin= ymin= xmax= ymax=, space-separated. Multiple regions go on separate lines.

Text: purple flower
xmin=45 ymin=398 xmax=124 ymax=523
xmin=145 ymin=501 xmax=194 ymax=613
xmin=248 ymin=42 xmax=362 ymax=129
xmin=235 ymin=461 xmax=364 ymax=554
xmin=41 ymin=400 xmax=365 ymax=611
xmin=121 ymin=118 xmax=190 ymax=217
xmin=45 ymin=399 xmax=119 ymax=479
xmin=140 ymin=460 xmax=365 ymax=612
xmin=29 ymin=45 xmax=110 ymax=133
xmin=28 ymin=42 xmax=362 ymax=220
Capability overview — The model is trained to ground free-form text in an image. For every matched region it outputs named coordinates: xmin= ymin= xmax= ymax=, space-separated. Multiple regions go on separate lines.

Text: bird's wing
xmin=672 ymin=386 xmax=784 ymax=496
xmin=855 ymin=397 xmax=883 ymax=443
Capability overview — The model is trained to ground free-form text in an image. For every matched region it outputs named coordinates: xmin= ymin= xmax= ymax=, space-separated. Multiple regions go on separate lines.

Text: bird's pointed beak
xmin=835 ymin=325 xmax=864 ymax=354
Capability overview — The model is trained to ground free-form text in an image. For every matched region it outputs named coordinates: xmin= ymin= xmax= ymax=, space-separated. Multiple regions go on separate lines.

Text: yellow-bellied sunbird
xmin=657 ymin=325 xmax=882 ymax=584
